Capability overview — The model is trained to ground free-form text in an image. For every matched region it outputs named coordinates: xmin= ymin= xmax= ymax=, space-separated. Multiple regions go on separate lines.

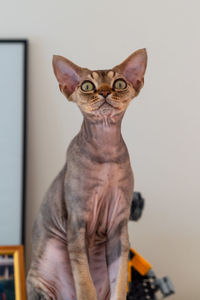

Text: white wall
xmin=1 ymin=0 xmax=200 ymax=299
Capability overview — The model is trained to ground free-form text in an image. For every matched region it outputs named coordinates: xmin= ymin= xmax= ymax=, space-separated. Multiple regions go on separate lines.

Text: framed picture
xmin=0 ymin=245 xmax=26 ymax=300
xmin=0 ymin=40 xmax=28 ymax=245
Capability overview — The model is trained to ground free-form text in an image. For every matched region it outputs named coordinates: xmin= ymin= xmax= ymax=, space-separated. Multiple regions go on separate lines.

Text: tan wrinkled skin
xmin=27 ymin=49 xmax=147 ymax=300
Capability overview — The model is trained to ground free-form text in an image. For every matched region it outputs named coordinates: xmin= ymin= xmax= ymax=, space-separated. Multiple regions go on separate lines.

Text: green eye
xmin=113 ymin=79 xmax=127 ymax=90
xmin=81 ymin=81 xmax=95 ymax=92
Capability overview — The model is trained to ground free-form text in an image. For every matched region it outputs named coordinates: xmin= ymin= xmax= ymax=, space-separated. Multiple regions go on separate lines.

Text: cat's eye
xmin=81 ymin=81 xmax=95 ymax=92
xmin=113 ymin=79 xmax=127 ymax=90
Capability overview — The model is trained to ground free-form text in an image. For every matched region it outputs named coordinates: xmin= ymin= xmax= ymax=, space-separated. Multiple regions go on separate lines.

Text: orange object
xmin=129 ymin=248 xmax=152 ymax=276
xmin=128 ymin=247 xmax=152 ymax=292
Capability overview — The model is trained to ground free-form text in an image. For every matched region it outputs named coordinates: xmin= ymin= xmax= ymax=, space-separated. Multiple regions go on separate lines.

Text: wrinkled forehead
xmin=85 ymin=70 xmax=117 ymax=86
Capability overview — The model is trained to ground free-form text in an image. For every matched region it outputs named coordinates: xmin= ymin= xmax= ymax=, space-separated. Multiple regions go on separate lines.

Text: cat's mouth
xmin=99 ymin=101 xmax=113 ymax=109
xmin=98 ymin=96 xmax=121 ymax=110
xmin=89 ymin=97 xmax=121 ymax=114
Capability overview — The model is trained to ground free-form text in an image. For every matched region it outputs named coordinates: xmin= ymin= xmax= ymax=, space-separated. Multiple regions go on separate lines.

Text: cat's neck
xmin=74 ymin=115 xmax=128 ymax=164
xmin=80 ymin=116 xmax=123 ymax=147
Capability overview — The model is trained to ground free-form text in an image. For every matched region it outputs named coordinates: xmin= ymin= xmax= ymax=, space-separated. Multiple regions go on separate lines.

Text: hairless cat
xmin=27 ymin=48 xmax=147 ymax=300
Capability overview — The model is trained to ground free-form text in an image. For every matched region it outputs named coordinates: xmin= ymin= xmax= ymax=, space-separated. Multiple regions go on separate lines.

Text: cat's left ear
xmin=113 ymin=48 xmax=147 ymax=94
xmin=52 ymin=55 xmax=82 ymax=100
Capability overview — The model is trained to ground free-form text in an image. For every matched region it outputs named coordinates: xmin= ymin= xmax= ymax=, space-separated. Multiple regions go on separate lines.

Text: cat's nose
xmin=99 ymin=90 xmax=111 ymax=98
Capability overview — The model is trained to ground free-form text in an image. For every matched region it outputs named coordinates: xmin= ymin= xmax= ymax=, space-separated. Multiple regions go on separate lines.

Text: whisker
xmin=90 ymin=99 xmax=99 ymax=104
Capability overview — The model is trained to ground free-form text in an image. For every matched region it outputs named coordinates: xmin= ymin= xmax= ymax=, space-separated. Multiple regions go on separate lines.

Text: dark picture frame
xmin=0 ymin=39 xmax=28 ymax=245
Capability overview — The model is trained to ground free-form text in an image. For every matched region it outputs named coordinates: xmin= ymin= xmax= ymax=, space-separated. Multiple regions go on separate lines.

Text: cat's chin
xmin=96 ymin=103 xmax=125 ymax=121
xmin=98 ymin=104 xmax=114 ymax=117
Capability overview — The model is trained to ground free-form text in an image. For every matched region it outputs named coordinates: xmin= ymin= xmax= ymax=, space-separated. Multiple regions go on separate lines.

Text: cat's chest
xmin=67 ymin=156 xmax=134 ymax=243
xmin=85 ymin=169 xmax=133 ymax=244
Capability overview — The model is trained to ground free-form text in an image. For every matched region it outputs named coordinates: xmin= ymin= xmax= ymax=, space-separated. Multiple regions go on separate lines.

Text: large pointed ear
xmin=52 ymin=55 xmax=82 ymax=100
xmin=113 ymin=48 xmax=147 ymax=94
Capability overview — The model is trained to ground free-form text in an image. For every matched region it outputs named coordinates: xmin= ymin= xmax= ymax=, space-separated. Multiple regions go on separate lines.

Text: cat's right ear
xmin=113 ymin=49 xmax=147 ymax=94
xmin=52 ymin=55 xmax=82 ymax=100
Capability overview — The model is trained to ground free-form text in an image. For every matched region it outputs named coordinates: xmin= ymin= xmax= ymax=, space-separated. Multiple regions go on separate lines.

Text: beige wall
xmin=1 ymin=0 xmax=200 ymax=299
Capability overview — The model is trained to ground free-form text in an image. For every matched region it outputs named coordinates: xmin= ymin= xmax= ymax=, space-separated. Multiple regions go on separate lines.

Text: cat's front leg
xmin=27 ymin=277 xmax=55 ymax=300
xmin=106 ymin=220 xmax=130 ymax=300
xmin=67 ymin=218 xmax=97 ymax=300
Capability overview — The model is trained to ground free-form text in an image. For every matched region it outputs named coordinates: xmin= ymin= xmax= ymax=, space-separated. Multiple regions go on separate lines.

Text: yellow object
xmin=0 ymin=245 xmax=26 ymax=300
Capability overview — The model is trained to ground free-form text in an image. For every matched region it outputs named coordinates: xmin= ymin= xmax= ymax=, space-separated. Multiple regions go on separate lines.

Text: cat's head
xmin=53 ymin=49 xmax=147 ymax=121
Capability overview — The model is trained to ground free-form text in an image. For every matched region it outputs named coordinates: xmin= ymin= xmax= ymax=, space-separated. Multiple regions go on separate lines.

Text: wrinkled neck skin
xmin=77 ymin=111 xmax=127 ymax=162
xmin=82 ymin=114 xmax=123 ymax=145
